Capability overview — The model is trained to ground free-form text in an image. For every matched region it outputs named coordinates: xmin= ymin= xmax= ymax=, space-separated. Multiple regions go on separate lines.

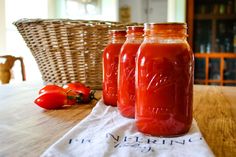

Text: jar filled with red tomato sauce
xmin=136 ymin=23 xmax=194 ymax=136
xmin=103 ymin=30 xmax=126 ymax=106
xmin=117 ymin=26 xmax=144 ymax=118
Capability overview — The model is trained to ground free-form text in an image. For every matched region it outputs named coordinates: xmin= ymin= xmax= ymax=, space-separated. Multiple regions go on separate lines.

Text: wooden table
xmin=0 ymin=82 xmax=235 ymax=157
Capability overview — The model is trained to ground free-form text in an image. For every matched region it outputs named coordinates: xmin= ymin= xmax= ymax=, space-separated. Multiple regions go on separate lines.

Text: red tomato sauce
xmin=103 ymin=43 xmax=124 ymax=106
xmin=136 ymin=42 xmax=194 ymax=136
xmin=117 ymin=43 xmax=141 ymax=118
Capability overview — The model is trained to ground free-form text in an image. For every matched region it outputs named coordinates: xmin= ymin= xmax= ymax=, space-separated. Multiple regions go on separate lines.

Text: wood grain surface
xmin=193 ymin=85 xmax=236 ymax=157
xmin=0 ymin=82 xmax=235 ymax=157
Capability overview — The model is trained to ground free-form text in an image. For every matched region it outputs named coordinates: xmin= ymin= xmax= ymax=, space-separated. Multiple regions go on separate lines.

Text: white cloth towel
xmin=41 ymin=100 xmax=215 ymax=157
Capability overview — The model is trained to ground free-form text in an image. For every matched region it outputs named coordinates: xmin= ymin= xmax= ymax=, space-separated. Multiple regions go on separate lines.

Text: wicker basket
xmin=14 ymin=19 xmax=135 ymax=89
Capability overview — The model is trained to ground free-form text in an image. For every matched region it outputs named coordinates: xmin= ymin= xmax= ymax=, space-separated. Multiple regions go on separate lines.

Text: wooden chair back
xmin=0 ymin=55 xmax=26 ymax=84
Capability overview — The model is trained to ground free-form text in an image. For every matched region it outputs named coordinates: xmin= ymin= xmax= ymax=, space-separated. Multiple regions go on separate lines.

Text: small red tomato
xmin=34 ymin=91 xmax=67 ymax=109
xmin=39 ymin=84 xmax=65 ymax=94
xmin=63 ymin=82 xmax=96 ymax=103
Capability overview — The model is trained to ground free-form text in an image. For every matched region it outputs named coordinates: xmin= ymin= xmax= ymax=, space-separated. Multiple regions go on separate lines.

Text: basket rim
xmin=13 ymin=18 xmax=142 ymax=28
xmin=13 ymin=18 xmax=125 ymax=26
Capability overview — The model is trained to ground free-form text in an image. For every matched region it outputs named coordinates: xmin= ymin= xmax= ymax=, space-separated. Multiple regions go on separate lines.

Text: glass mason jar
xmin=103 ymin=30 xmax=126 ymax=106
xmin=117 ymin=26 xmax=144 ymax=118
xmin=136 ymin=23 xmax=194 ymax=136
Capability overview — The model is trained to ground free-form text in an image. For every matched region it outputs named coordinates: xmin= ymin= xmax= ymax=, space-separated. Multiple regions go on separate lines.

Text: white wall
xmin=119 ymin=0 xmax=145 ymax=23
xmin=48 ymin=0 xmax=57 ymax=18
xmin=57 ymin=0 xmax=119 ymax=21
xmin=119 ymin=0 xmax=186 ymax=23
xmin=0 ymin=0 xmax=6 ymax=52
xmin=101 ymin=0 xmax=119 ymax=21
xmin=147 ymin=0 xmax=168 ymax=23
xmin=167 ymin=0 xmax=186 ymax=22
xmin=119 ymin=0 xmax=168 ymax=23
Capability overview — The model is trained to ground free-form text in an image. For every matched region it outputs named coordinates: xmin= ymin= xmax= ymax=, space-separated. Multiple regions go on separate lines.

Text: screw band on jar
xmin=144 ymin=23 xmax=188 ymax=38
xmin=126 ymin=26 xmax=144 ymax=36
xmin=108 ymin=30 xmax=126 ymax=44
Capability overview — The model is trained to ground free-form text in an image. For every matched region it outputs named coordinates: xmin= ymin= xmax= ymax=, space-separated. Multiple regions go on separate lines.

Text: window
xmin=66 ymin=0 xmax=102 ymax=20
xmin=66 ymin=0 xmax=101 ymax=16
xmin=4 ymin=0 xmax=48 ymax=82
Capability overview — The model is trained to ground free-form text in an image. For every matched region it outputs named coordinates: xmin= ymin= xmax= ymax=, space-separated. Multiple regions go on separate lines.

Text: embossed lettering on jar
xmin=118 ymin=26 xmax=144 ymax=118
xmin=136 ymin=23 xmax=194 ymax=136
xmin=103 ymin=30 xmax=126 ymax=106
